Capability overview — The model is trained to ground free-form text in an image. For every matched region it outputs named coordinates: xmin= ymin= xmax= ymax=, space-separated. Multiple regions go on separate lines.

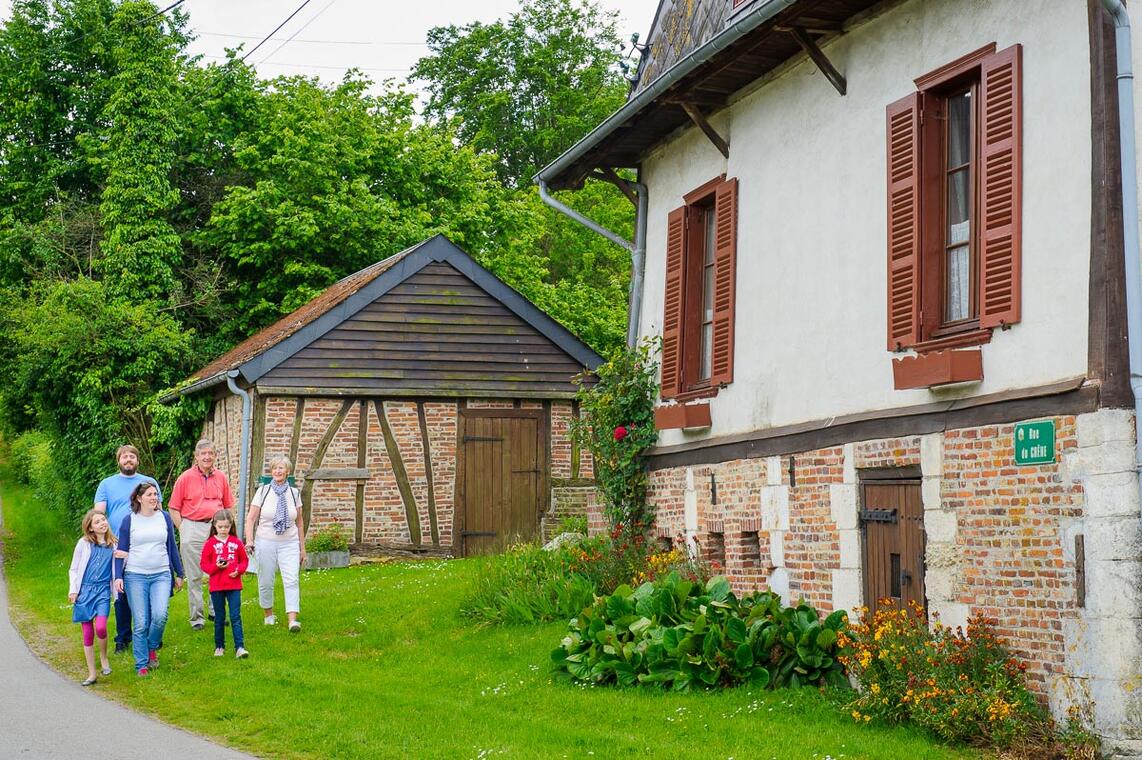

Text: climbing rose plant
xmin=572 ymin=338 xmax=659 ymax=534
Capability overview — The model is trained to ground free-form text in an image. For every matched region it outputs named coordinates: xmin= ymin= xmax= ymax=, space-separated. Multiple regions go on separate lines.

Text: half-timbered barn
xmin=165 ymin=235 xmax=600 ymax=557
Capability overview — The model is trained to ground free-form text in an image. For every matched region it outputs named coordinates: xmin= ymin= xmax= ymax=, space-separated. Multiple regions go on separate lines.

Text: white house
xmin=537 ymin=0 xmax=1142 ymax=753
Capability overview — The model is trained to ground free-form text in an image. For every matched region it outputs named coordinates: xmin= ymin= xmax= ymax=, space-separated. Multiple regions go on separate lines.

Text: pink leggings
xmin=81 ymin=616 xmax=108 ymax=647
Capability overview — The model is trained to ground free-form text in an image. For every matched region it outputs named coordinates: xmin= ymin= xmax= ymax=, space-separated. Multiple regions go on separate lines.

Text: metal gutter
xmin=226 ymin=370 xmax=252 ymax=530
xmin=157 ymin=371 xmax=230 ymax=404
xmin=1098 ymin=0 xmax=1142 ymax=514
xmin=534 ymin=0 xmax=798 ymax=188
xmin=537 ymin=177 xmax=648 ymax=347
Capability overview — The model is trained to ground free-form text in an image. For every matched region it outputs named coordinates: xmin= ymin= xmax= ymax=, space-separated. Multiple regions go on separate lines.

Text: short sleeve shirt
xmin=94 ymin=473 xmax=161 ymax=542
xmin=168 ymin=467 xmax=235 ymax=522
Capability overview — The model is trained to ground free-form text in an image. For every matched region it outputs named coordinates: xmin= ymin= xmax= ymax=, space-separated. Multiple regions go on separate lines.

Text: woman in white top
xmin=245 ymin=455 xmax=307 ymax=632
xmin=112 ymin=483 xmax=184 ymax=675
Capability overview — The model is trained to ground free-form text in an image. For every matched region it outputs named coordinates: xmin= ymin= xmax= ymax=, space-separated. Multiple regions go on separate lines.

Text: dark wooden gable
xmin=258 ymin=261 xmax=589 ymax=397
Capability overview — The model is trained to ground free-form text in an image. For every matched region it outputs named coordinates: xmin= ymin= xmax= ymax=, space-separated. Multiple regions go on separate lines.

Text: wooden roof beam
xmin=678 ymin=102 xmax=729 ymax=158
xmin=787 ymin=26 xmax=846 ymax=95
xmin=590 ymin=167 xmax=639 ymax=207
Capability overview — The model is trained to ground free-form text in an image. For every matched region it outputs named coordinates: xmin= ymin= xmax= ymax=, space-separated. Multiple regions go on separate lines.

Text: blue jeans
xmin=124 ymin=571 xmax=171 ymax=672
xmin=210 ymin=589 xmax=244 ymax=650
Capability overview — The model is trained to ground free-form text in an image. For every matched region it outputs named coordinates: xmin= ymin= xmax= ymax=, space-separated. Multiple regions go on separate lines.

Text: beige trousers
xmin=177 ymin=518 xmax=211 ymax=626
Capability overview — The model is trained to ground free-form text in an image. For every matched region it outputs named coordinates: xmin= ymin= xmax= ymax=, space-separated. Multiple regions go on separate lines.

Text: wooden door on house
xmin=458 ymin=410 xmax=545 ymax=556
xmin=861 ymin=480 xmax=925 ymax=616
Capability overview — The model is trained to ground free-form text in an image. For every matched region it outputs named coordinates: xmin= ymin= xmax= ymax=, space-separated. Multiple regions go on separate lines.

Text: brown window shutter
xmin=886 ymin=92 xmax=924 ymax=350
xmin=978 ymin=44 xmax=1022 ymax=329
xmin=661 ymin=206 xmax=687 ymax=399
xmin=711 ymin=178 xmax=738 ymax=385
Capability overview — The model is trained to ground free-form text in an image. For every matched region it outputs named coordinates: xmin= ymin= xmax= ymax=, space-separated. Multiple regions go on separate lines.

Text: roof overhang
xmin=535 ymin=0 xmax=884 ymax=191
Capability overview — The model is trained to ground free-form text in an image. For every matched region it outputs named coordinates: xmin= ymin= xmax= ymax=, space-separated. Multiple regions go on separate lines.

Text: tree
xmin=414 ymin=0 xmax=627 ymax=189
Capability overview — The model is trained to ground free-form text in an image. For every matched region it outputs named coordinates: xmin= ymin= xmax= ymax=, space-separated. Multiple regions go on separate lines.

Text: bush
xmin=840 ymin=601 xmax=1054 ymax=751
xmin=551 ymin=572 xmax=849 ymax=691
xmin=305 ymin=524 xmax=350 ymax=553
xmin=7 ymin=430 xmax=66 ymax=514
xmin=461 ymin=542 xmax=598 ymax=625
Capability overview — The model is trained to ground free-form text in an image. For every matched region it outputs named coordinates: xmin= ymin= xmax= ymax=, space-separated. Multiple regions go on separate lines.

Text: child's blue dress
xmin=72 ymin=544 xmax=113 ymax=622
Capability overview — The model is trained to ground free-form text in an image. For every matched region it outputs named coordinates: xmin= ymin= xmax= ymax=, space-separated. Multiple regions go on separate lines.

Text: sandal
xmin=81 ymin=677 xmax=97 ymax=687
xmin=101 ymin=666 xmax=112 ymax=676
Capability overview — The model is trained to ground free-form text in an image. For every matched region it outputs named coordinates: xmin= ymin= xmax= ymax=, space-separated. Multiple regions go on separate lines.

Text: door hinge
xmin=463 ymin=436 xmax=503 ymax=442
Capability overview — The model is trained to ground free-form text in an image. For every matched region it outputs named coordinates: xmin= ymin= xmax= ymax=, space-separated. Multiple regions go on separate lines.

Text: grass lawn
xmin=0 ymin=477 xmax=981 ymax=760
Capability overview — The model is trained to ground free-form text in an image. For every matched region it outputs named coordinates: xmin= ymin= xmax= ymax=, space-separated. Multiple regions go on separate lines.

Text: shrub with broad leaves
xmin=551 ymin=572 xmax=848 ymax=691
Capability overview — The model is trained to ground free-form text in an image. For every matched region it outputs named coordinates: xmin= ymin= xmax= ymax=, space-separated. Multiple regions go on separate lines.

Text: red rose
xmin=613 ymin=425 xmax=628 ymax=441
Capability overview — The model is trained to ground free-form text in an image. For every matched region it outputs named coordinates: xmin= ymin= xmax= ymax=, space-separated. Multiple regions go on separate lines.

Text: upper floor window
xmin=887 ymin=43 xmax=1022 ymax=353
xmin=661 ymin=176 xmax=738 ymax=400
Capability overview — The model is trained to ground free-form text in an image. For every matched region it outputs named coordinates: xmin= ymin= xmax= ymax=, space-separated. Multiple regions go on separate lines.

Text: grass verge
xmin=0 ymin=477 xmax=980 ymax=759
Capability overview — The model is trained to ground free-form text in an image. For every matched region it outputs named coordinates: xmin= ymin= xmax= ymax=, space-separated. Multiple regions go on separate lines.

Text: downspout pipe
xmin=537 ymin=178 xmax=649 ymax=347
xmin=225 ymin=370 xmax=252 ymax=530
xmin=1098 ymin=0 xmax=1142 ymax=512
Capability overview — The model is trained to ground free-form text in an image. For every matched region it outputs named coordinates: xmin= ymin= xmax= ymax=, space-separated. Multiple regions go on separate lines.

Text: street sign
xmin=1014 ymin=420 xmax=1055 ymax=465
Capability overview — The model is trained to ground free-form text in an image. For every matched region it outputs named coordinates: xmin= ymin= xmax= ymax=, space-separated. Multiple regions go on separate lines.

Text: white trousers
xmin=178 ymin=519 xmax=211 ymax=626
xmin=256 ymin=540 xmax=300 ymax=614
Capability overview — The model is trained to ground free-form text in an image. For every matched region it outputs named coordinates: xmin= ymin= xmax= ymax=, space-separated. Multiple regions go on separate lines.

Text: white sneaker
xmin=235 ymin=647 xmax=249 ymax=659
xmin=263 ymin=615 xmax=276 ymax=626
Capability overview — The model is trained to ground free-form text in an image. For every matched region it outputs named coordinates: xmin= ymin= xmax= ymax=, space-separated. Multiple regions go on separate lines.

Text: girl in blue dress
xmin=68 ymin=509 xmax=117 ymax=686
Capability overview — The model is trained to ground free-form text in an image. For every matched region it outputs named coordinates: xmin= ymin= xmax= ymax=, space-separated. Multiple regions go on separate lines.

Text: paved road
xmin=0 ymin=501 xmax=254 ymax=760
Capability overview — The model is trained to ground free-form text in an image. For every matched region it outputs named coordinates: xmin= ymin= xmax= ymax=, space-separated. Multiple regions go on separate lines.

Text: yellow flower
xmin=870 ymin=683 xmax=880 ymax=695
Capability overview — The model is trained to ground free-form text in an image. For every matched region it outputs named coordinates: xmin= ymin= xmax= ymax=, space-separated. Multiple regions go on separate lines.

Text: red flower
xmin=613 ymin=425 xmax=629 ymax=441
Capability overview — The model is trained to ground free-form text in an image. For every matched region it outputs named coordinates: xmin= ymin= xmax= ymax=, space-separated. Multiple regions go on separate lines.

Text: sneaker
xmin=113 ymin=643 xmax=129 ymax=655
xmin=263 ymin=615 xmax=276 ymax=626
xmin=191 ymin=622 xmax=205 ymax=631
xmin=137 ymin=668 xmax=149 ymax=677
xmin=235 ymin=647 xmax=249 ymax=659
xmin=214 ymin=648 xmax=225 ymax=657
xmin=81 ymin=677 xmax=97 ymax=687
xmin=288 ymin=621 xmax=301 ymax=633
xmin=148 ymin=650 xmax=158 ymax=667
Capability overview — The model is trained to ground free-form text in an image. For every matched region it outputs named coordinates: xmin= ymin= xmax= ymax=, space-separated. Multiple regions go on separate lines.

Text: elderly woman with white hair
xmin=245 ymin=455 xmax=307 ymax=632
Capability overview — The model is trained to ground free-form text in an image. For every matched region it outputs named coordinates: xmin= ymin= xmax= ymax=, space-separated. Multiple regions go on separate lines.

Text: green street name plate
xmin=1014 ymin=420 xmax=1055 ymax=465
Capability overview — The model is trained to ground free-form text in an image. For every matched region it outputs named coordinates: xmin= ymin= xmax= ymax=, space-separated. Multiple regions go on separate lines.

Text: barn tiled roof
xmin=185 ymin=242 xmax=421 ymax=386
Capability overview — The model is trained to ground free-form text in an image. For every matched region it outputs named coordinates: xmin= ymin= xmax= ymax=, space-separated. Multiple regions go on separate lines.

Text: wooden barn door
xmin=861 ymin=478 xmax=925 ymax=616
xmin=458 ymin=409 xmax=545 ymax=556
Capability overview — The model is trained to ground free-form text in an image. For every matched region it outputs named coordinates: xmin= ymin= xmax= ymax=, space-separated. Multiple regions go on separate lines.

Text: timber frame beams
xmin=782 ymin=25 xmax=847 ymax=95
xmin=678 ymin=102 xmax=730 ymax=158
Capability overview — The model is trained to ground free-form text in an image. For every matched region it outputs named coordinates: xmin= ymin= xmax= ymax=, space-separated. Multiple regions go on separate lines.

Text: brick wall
xmin=646 ymin=415 xmax=1096 ymax=700
xmin=249 ymin=395 xmax=591 ymax=555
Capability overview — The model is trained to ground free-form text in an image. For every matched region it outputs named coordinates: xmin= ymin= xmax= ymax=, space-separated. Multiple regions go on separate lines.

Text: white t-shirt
xmin=252 ymin=483 xmax=301 ymax=543
xmin=127 ymin=511 xmax=169 ymax=575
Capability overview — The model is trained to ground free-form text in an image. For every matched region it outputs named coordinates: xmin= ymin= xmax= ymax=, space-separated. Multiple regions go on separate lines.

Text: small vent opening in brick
xmin=705 ymin=531 xmax=726 ymax=567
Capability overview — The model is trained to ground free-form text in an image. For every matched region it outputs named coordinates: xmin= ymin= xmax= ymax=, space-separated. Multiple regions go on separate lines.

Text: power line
xmin=65 ymin=0 xmax=187 ymax=47
xmin=200 ymin=32 xmax=425 ymax=46
xmin=202 ymin=55 xmax=408 ymax=74
xmin=259 ymin=0 xmax=339 ymax=65
xmin=240 ymin=0 xmax=315 ymax=63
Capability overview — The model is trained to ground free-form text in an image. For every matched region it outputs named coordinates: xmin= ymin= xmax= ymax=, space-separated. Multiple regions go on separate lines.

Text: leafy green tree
xmin=414 ymin=0 xmax=627 ymax=188
xmin=95 ymin=0 xmax=183 ymax=299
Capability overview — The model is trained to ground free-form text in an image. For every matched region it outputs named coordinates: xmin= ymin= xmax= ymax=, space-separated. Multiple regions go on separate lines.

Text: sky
xmin=0 ymin=0 xmax=662 ymax=94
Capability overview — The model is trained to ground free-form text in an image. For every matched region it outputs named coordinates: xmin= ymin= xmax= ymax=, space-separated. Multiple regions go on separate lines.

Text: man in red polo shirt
xmin=168 ymin=439 xmax=235 ymax=630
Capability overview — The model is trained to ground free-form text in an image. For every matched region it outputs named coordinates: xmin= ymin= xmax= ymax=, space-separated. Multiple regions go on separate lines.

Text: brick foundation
xmin=648 ymin=410 xmax=1142 ymax=746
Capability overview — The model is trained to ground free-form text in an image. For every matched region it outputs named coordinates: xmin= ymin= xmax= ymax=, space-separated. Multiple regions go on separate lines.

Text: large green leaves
xmin=551 ymin=573 xmax=850 ymax=692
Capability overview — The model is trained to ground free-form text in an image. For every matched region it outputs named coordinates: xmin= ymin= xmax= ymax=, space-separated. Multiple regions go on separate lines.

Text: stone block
xmin=1105 ymin=738 xmax=1142 ymax=760
xmin=925 ymin=542 xmax=959 ymax=570
xmin=838 ymin=529 xmax=860 ymax=569
xmin=929 ymin=601 xmax=970 ymax=633
xmin=923 ymin=509 xmax=956 ymax=543
xmin=924 ymin=563 xmax=957 ymax=603
xmin=921 ymin=477 xmax=942 ymax=511
xmin=766 ymin=456 xmax=782 ymax=486
xmin=1076 ymin=409 xmax=1136 ymax=448
xmin=1084 ymin=560 xmax=1142 ymax=618
xmin=1090 ymin=677 xmax=1142 ymax=740
xmin=1065 ymin=442 xmax=1137 ymax=479
xmin=920 ymin=433 xmax=943 ymax=476
xmin=1084 ymin=519 xmax=1142 ymax=562
xmin=761 ymin=486 xmax=789 ymax=531
xmin=769 ymin=530 xmax=785 ymax=567
xmin=1047 ymin=674 xmax=1093 ymax=726
xmin=831 ymin=568 xmax=861 ymax=614
xmin=768 ymin=567 xmax=790 ymax=605
xmin=1083 ymin=472 xmax=1142 ymax=519
xmin=829 ymin=483 xmax=858 ymax=530
xmin=842 ymin=443 xmax=856 ymax=484
xmin=1063 ymin=616 xmax=1142 ymax=681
